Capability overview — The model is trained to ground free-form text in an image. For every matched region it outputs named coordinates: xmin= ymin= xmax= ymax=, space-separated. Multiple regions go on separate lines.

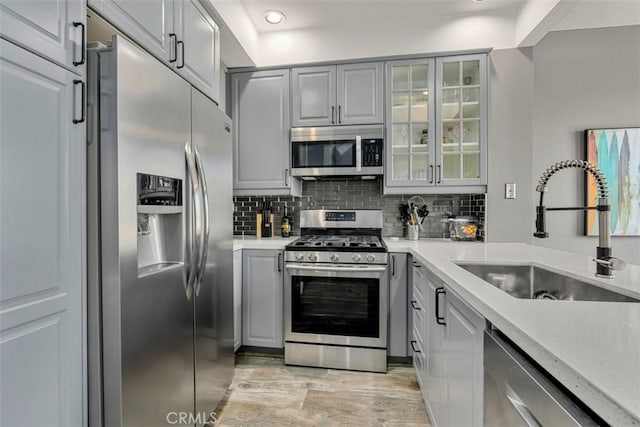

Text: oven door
xmin=284 ymin=263 xmax=388 ymax=348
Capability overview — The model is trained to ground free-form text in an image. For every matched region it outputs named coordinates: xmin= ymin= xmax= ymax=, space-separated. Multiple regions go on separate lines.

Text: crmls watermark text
xmin=166 ymin=411 xmax=218 ymax=425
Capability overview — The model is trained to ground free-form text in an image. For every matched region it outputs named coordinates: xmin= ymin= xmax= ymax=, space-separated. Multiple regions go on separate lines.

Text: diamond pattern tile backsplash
xmin=233 ymin=178 xmax=485 ymax=240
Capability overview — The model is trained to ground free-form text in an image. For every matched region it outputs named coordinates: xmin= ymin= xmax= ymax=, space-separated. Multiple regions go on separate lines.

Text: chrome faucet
xmin=534 ymin=160 xmax=625 ymax=278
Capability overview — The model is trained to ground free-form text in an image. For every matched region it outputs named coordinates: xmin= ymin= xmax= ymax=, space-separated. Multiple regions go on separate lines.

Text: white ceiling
xmin=209 ymin=0 xmax=640 ymax=68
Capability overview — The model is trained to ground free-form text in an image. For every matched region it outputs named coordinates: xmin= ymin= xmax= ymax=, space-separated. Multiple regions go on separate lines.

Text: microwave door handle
xmin=355 ymin=135 xmax=362 ymax=172
xmin=184 ymin=142 xmax=200 ymax=300
xmin=193 ymin=146 xmax=210 ymax=297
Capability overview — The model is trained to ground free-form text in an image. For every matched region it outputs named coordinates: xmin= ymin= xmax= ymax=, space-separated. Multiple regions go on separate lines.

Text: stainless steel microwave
xmin=290 ymin=125 xmax=383 ymax=177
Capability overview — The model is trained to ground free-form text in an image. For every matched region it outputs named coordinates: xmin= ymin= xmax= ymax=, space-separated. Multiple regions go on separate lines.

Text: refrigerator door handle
xmin=193 ymin=146 xmax=210 ymax=297
xmin=185 ymin=141 xmax=201 ymax=300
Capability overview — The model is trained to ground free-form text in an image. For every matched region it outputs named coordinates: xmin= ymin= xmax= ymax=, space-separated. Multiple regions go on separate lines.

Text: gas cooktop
xmin=288 ymin=235 xmax=384 ymax=251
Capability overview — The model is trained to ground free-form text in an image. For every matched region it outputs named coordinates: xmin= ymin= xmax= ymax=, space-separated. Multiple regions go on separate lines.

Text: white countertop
xmin=233 ymin=236 xmax=296 ymax=251
xmin=384 ymin=238 xmax=640 ymax=426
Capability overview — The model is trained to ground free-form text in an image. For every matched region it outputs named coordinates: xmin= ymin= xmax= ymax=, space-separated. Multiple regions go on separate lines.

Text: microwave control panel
xmin=362 ymin=139 xmax=383 ymax=167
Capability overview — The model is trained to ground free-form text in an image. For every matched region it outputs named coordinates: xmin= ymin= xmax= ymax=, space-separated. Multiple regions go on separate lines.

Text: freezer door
xmin=192 ymin=88 xmax=234 ymax=422
xmin=97 ymin=36 xmax=194 ymax=426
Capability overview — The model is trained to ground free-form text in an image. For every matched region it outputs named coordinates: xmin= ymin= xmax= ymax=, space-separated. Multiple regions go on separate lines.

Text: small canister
xmin=406 ymin=224 xmax=419 ymax=240
xmin=448 ymin=216 xmax=478 ymax=241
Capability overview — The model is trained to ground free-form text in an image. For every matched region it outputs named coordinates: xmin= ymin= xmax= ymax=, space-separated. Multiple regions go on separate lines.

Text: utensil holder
xmin=406 ymin=224 xmax=419 ymax=241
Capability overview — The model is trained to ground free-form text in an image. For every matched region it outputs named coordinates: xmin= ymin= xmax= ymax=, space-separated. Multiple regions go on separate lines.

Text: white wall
xmin=487 ymin=48 xmax=535 ymax=244
xmin=530 ymin=25 xmax=640 ymax=263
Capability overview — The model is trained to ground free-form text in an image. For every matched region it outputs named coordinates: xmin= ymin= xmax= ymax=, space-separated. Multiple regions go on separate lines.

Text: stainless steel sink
xmin=455 ymin=263 xmax=640 ymax=302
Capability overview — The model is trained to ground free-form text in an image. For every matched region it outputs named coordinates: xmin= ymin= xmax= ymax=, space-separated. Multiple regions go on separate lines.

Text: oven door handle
xmin=285 ymin=264 xmax=386 ymax=273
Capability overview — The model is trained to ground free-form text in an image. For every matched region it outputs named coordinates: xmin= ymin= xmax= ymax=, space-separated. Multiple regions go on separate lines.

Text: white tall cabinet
xmin=0 ymin=36 xmax=85 ymax=426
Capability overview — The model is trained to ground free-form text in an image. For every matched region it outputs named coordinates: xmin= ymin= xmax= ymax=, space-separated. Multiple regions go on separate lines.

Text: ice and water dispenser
xmin=136 ymin=173 xmax=183 ymax=276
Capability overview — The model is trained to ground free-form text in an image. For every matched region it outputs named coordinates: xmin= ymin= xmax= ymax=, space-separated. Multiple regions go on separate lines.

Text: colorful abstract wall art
xmin=585 ymin=128 xmax=640 ymax=236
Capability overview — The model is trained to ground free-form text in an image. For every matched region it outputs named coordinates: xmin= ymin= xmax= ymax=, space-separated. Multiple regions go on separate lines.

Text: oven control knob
xmin=366 ymin=253 xmax=376 ymax=263
xmin=308 ymin=253 xmax=318 ymax=262
xmin=295 ymin=252 xmax=304 ymax=261
xmin=352 ymin=253 xmax=361 ymax=262
xmin=330 ymin=253 xmax=339 ymax=262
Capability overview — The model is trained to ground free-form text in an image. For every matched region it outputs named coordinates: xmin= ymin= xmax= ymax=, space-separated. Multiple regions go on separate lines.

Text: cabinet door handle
xmin=284 ymin=168 xmax=289 ymax=187
xmin=429 ymin=165 xmax=434 ymax=184
xmin=410 ymin=300 xmax=420 ymax=310
xmin=177 ymin=40 xmax=185 ymax=69
xmin=72 ymin=22 xmax=85 ymax=66
xmin=391 ymin=255 xmax=396 ymax=276
xmin=437 ymin=165 xmax=442 ymax=184
xmin=338 ymin=105 xmax=342 ymax=124
xmin=331 ymin=106 xmax=335 ymax=124
xmin=410 ymin=340 xmax=421 ymax=353
xmin=435 ymin=287 xmax=446 ymax=325
xmin=169 ymin=33 xmax=177 ymax=63
xmin=72 ymin=79 xmax=85 ymax=124
xmin=277 ymin=252 xmax=282 ymax=272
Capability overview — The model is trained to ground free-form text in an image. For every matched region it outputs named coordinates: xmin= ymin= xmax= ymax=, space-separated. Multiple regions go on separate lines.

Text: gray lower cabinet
xmin=233 ymin=249 xmax=242 ymax=352
xmin=291 ymin=62 xmax=383 ymax=127
xmin=231 ymin=69 xmax=300 ymax=196
xmin=0 ymin=0 xmax=85 ymax=74
xmin=0 ymin=39 xmax=85 ymax=426
xmin=388 ymin=253 xmax=408 ymax=357
xmin=242 ymin=249 xmax=284 ymax=348
xmin=411 ymin=257 xmax=485 ymax=427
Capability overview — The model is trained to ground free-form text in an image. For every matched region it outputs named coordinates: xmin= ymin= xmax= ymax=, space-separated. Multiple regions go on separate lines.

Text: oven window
xmin=291 ymin=275 xmax=379 ymax=338
xmin=292 ymin=140 xmax=355 ymax=168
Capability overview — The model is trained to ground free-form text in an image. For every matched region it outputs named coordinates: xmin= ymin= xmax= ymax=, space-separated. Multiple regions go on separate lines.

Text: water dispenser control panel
xmin=137 ymin=173 xmax=182 ymax=206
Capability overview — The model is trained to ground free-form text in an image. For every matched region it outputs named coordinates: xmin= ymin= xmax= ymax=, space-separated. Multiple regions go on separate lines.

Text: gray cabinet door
xmin=175 ymin=0 xmax=220 ymax=103
xmin=291 ymin=65 xmax=336 ymax=127
xmin=0 ymin=39 xmax=84 ymax=427
xmin=424 ymin=273 xmax=448 ymax=427
xmin=388 ymin=253 xmax=408 ymax=357
xmin=0 ymin=0 xmax=85 ymax=74
xmin=337 ymin=62 xmax=383 ymax=125
xmin=233 ymin=249 xmax=242 ymax=351
xmin=242 ymin=250 xmax=283 ymax=348
xmin=445 ymin=290 xmax=484 ymax=427
xmin=100 ymin=0 xmax=174 ymax=62
xmin=231 ymin=70 xmax=291 ymax=191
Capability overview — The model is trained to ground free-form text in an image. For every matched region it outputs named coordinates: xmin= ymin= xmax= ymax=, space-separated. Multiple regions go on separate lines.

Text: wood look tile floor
xmin=214 ymin=354 xmax=431 ymax=426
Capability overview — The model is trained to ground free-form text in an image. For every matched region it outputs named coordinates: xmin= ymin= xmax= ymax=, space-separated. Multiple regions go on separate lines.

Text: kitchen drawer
xmin=411 ymin=297 xmax=426 ymax=340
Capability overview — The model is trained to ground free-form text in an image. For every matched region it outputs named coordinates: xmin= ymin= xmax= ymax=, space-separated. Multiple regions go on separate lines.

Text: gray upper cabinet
xmin=242 ymin=250 xmax=284 ymax=349
xmin=384 ymin=54 xmax=487 ymax=194
xmin=337 ymin=62 xmax=384 ymax=125
xmin=97 ymin=0 xmax=174 ymax=62
xmin=231 ymin=69 xmax=301 ymax=196
xmin=175 ymin=0 xmax=220 ymax=103
xmin=292 ymin=62 xmax=383 ymax=127
xmin=89 ymin=0 xmax=222 ymax=103
xmin=0 ymin=0 xmax=85 ymax=74
xmin=291 ymin=65 xmax=336 ymax=127
xmin=0 ymin=39 xmax=84 ymax=426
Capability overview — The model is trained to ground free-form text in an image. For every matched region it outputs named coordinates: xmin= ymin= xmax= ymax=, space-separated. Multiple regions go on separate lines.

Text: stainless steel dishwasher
xmin=484 ymin=329 xmax=601 ymax=426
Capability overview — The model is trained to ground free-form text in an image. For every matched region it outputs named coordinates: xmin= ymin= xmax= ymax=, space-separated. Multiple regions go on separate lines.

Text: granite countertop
xmin=384 ymin=238 xmax=640 ymax=426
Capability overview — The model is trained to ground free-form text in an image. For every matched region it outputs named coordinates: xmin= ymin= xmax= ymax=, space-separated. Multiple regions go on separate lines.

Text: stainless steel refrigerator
xmin=87 ymin=35 xmax=234 ymax=426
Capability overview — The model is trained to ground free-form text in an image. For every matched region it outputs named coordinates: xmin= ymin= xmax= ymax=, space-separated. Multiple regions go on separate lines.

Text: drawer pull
xmin=410 ymin=300 xmax=421 ymax=310
xmin=410 ymin=340 xmax=421 ymax=353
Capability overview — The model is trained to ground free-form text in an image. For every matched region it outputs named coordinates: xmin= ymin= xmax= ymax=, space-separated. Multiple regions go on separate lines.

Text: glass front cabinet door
xmin=384 ymin=54 xmax=487 ymax=193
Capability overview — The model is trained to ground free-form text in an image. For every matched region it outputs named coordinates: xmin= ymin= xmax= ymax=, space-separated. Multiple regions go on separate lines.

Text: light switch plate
xmin=505 ymin=183 xmax=516 ymax=199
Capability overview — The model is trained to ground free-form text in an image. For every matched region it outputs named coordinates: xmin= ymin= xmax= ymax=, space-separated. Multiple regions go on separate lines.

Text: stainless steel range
xmin=284 ymin=210 xmax=388 ymax=373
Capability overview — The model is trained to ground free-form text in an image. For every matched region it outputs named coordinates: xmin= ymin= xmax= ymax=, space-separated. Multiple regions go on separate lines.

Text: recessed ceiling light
xmin=264 ymin=10 xmax=286 ymax=25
